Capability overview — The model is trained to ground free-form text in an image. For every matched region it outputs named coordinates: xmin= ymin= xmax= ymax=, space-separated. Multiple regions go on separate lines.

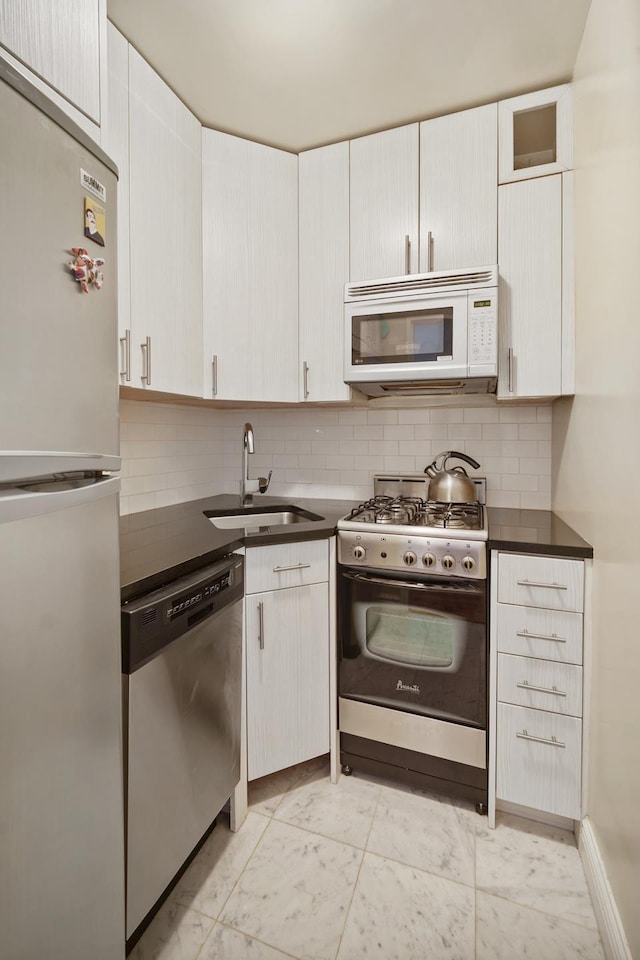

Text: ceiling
xmin=107 ymin=0 xmax=591 ymax=154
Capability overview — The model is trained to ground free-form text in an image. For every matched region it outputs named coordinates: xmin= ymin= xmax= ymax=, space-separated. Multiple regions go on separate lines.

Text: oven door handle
xmin=341 ymin=569 xmax=484 ymax=594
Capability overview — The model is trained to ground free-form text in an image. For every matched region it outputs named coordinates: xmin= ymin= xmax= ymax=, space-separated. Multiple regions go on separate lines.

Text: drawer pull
xmin=516 ymin=629 xmax=566 ymax=643
xmin=272 ymin=563 xmax=312 ymax=573
xmin=516 ymin=729 xmax=565 ymax=748
xmin=517 ymin=579 xmax=568 ymax=590
xmin=516 ymin=680 xmax=566 ymax=697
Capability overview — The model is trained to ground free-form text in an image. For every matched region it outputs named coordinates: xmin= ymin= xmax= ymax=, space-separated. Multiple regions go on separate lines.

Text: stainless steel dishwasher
xmin=121 ymin=554 xmax=244 ymax=943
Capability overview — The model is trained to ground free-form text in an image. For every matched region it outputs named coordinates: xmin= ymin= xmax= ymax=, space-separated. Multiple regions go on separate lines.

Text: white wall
xmin=120 ymin=399 xmax=553 ymax=514
xmin=552 ymin=0 xmax=640 ymax=954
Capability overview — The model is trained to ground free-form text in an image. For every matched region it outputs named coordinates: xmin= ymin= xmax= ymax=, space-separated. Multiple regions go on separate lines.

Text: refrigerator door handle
xmin=0 ymin=475 xmax=120 ymax=524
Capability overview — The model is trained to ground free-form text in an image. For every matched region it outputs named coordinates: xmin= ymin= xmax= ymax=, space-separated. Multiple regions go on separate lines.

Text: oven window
xmin=366 ymin=605 xmax=456 ymax=667
xmin=352 ymin=307 xmax=453 ymax=365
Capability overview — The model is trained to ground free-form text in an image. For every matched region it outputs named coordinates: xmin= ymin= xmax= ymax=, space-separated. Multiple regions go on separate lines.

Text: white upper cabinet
xmin=103 ymin=23 xmax=130 ymax=381
xmin=419 ymin=104 xmax=497 ymax=271
xmin=298 ymin=142 xmax=351 ymax=403
xmin=128 ymin=47 xmax=202 ymax=396
xmin=498 ymin=174 xmax=564 ymax=398
xmin=350 ymin=124 xmax=419 ymax=281
xmin=499 ymin=84 xmax=573 ymax=184
xmin=0 ymin=0 xmax=105 ymax=131
xmin=202 ymin=129 xmax=298 ymax=402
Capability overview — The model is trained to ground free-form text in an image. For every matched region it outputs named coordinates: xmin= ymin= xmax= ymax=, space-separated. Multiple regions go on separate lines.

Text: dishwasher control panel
xmin=167 ymin=570 xmax=231 ymax=621
xmin=121 ymin=555 xmax=243 ymax=674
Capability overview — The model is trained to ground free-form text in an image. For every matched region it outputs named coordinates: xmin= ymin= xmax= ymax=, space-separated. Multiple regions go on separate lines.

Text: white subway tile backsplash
xmin=119 ymin=400 xmax=553 ymax=513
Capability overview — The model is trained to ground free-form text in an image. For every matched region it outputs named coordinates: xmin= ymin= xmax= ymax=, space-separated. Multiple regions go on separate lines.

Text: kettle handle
xmin=423 ymin=450 xmax=447 ymax=477
xmin=444 ymin=450 xmax=481 ymax=471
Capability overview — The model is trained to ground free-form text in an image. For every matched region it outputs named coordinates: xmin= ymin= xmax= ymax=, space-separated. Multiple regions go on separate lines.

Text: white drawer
xmin=497 ymin=604 xmax=583 ymax=664
xmin=245 ymin=539 xmax=329 ymax=594
xmin=498 ymin=653 xmax=583 ymax=717
xmin=497 ymin=702 xmax=582 ymax=819
xmin=498 ymin=553 xmax=584 ymax=612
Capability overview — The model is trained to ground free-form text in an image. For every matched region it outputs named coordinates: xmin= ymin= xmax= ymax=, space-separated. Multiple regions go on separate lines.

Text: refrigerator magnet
xmin=84 ymin=197 xmax=105 ymax=247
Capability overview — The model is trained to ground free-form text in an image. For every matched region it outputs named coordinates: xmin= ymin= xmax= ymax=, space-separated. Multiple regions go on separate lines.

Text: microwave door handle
xmin=341 ymin=569 xmax=484 ymax=595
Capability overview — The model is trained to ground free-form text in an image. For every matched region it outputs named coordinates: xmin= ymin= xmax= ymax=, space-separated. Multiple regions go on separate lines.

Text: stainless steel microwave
xmin=344 ymin=266 xmax=498 ymax=396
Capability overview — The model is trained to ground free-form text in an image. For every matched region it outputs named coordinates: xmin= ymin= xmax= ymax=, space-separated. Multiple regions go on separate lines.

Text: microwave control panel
xmin=468 ymin=291 xmax=497 ymax=369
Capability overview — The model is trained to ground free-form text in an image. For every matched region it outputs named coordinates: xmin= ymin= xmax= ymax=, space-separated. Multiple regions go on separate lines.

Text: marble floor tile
xmin=171 ymin=812 xmax=269 ymax=919
xmin=337 ymin=851 xmax=475 ymax=960
xmin=220 ymin=818 xmax=363 ymax=960
xmin=128 ymin=901 xmax=214 ymax=960
xmin=274 ymin=769 xmax=381 ymax=848
xmin=248 ymin=765 xmax=303 ymax=818
xmin=476 ymin=891 xmax=606 ymax=960
xmin=199 ymin=923 xmax=295 ymax=959
xmin=476 ymin=813 xmax=599 ymax=930
xmin=248 ymin=755 xmax=328 ymax=818
xmin=366 ymin=782 xmax=476 ymax=886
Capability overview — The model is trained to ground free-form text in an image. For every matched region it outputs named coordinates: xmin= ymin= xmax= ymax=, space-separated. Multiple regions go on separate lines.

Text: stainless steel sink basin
xmin=206 ymin=506 xmax=323 ymax=532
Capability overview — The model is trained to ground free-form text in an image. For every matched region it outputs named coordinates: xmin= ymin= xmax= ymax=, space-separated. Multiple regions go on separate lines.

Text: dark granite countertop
xmin=119 ymin=493 xmax=358 ymax=601
xmin=487 ymin=507 xmax=593 ymax=559
xmin=120 ymin=495 xmax=593 ymax=601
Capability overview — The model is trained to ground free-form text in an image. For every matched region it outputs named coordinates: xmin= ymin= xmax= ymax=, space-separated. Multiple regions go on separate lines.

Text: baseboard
xmin=578 ymin=817 xmax=632 ymax=960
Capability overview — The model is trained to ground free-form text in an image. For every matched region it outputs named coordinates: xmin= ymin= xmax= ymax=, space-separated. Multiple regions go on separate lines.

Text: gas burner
xmin=425 ymin=501 xmax=484 ymax=530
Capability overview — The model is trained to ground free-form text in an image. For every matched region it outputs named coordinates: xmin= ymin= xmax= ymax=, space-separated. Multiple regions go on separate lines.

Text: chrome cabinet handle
xmin=272 ymin=563 xmax=311 ymax=573
xmin=426 ymin=230 xmax=433 ymax=272
xmin=516 ymin=680 xmax=567 ymax=697
xmin=258 ymin=601 xmax=264 ymax=650
xmin=516 ymin=629 xmax=566 ymax=644
xmin=303 ymin=361 xmax=309 ymax=399
xmin=517 ymin=579 xmax=568 ymax=590
xmin=508 ymin=347 xmax=514 ymax=393
xmin=516 ymin=729 xmax=565 ymax=748
xmin=141 ymin=336 xmax=151 ymax=385
xmin=119 ymin=329 xmax=131 ymax=381
xmin=212 ymin=355 xmax=218 ymax=396
xmin=404 ymin=235 xmax=411 ymax=275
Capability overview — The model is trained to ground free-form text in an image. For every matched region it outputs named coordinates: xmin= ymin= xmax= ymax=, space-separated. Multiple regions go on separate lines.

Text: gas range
xmin=337 ymin=474 xmax=487 ymax=579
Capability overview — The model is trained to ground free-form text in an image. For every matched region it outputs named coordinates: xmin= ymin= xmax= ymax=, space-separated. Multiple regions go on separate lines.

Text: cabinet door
xmin=350 ymin=124 xmax=419 ymax=281
xmin=129 ymin=48 xmax=202 ymax=396
xmin=419 ymin=104 xmax=497 ymax=272
xmin=299 ymin=142 xmax=351 ymax=402
xmin=0 ymin=0 xmax=102 ymax=123
xmin=202 ymin=130 xmax=298 ymax=402
xmin=498 ymin=175 xmax=562 ymax=398
xmin=104 ymin=23 xmax=131 ymax=384
xmin=246 ymin=583 xmax=330 ymax=781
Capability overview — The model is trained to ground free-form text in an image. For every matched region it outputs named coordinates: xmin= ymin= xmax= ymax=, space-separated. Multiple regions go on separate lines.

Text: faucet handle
xmin=258 ymin=470 xmax=272 ymax=494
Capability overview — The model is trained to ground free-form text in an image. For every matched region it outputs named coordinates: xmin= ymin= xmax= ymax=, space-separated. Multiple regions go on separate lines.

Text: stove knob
xmin=403 ymin=551 xmax=418 ymax=567
xmin=462 ymin=556 xmax=476 ymax=572
xmin=441 ymin=555 xmax=456 ymax=571
xmin=422 ymin=552 xmax=436 ymax=568
xmin=353 ymin=545 xmax=366 ymax=561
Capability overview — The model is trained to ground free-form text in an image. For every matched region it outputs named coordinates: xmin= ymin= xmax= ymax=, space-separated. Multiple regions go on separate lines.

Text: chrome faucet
xmin=241 ymin=422 xmax=272 ymax=505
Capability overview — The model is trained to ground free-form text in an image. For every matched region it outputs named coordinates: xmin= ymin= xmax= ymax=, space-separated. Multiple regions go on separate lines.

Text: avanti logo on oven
xmin=396 ymin=679 xmax=420 ymax=694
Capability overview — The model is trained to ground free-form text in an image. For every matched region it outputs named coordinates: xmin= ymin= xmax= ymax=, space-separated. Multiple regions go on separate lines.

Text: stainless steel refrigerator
xmin=0 ymin=60 xmax=125 ymax=959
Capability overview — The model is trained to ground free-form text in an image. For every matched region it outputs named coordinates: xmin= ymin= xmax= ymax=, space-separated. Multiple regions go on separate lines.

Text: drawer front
xmin=498 ymin=653 xmax=583 ymax=716
xmin=497 ymin=703 xmax=582 ymax=819
xmin=497 ymin=604 xmax=583 ymax=664
xmin=246 ymin=539 xmax=329 ymax=594
xmin=498 ymin=553 xmax=584 ymax=612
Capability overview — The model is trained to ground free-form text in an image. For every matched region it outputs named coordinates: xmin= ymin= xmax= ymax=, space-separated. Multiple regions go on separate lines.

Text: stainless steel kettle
xmin=424 ymin=450 xmax=481 ymax=503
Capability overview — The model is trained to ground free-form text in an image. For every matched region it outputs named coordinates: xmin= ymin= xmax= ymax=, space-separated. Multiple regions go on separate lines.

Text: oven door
xmin=344 ymin=293 xmax=469 ymax=384
xmin=338 ymin=567 xmax=486 ymax=728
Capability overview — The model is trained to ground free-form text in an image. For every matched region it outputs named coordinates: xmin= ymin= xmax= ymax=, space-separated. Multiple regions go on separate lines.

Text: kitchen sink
xmin=206 ymin=505 xmax=324 ymax=531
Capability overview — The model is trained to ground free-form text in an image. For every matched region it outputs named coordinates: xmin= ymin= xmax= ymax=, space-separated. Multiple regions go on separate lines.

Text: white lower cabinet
xmin=490 ymin=550 xmax=587 ymax=825
xmin=245 ymin=541 xmax=330 ymax=782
